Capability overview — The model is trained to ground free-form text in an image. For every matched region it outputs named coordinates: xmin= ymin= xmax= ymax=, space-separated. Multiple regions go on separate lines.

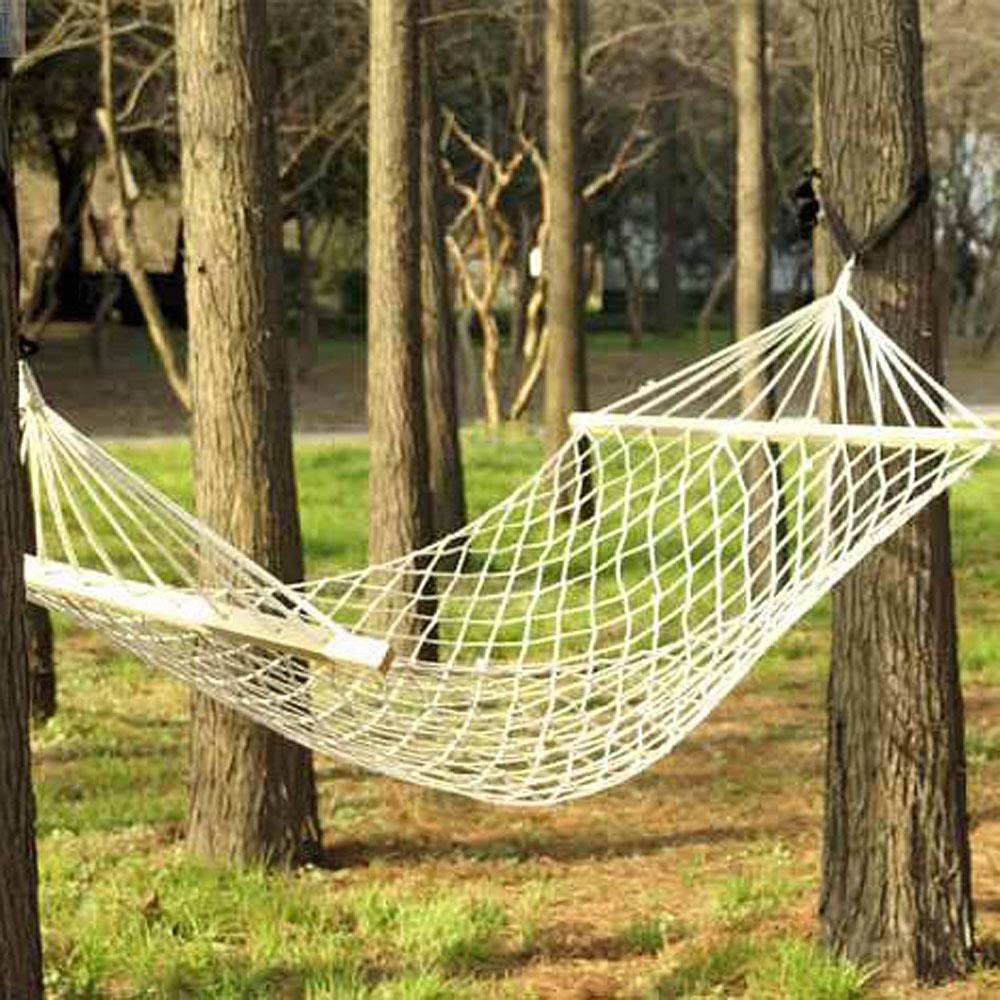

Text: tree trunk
xmin=615 ymin=214 xmax=644 ymax=350
xmin=734 ymin=0 xmax=770 ymax=349
xmin=51 ymin=116 xmax=93 ymax=316
xmin=97 ymin=8 xmax=190 ymax=412
xmin=698 ymin=255 xmax=734 ymax=355
xmin=296 ymin=203 xmax=319 ymax=380
xmin=510 ymin=205 xmax=533 ymax=371
xmin=420 ymin=5 xmax=466 ymax=539
xmin=544 ymin=0 xmax=588 ymax=457
xmin=368 ymin=0 xmax=435 ymax=651
xmin=817 ymin=0 xmax=974 ymax=980
xmin=654 ymin=104 xmax=680 ymax=334
xmin=734 ymin=0 xmax=785 ymax=591
xmin=23 ymin=478 xmax=56 ymax=722
xmin=175 ymin=0 xmax=320 ymax=868
xmin=811 ymin=78 xmax=833 ymax=301
xmin=0 ymin=59 xmax=44 ymax=999
xmin=20 ymin=430 xmax=57 ymax=722
xmin=543 ymin=0 xmax=592 ymax=518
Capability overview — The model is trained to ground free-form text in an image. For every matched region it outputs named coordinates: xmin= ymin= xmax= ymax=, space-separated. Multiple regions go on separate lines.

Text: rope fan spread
xmin=19 ymin=262 xmax=1000 ymax=806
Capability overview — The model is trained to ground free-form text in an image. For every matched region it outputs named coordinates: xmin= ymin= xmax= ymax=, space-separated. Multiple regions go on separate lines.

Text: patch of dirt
xmin=32 ymin=323 xmax=999 ymax=440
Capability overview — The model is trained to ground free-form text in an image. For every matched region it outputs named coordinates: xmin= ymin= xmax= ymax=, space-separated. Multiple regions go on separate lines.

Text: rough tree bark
xmin=544 ymin=0 xmax=588 ymax=457
xmin=0 ymin=58 xmax=44 ymax=999
xmin=817 ymin=0 xmax=975 ymax=980
xmin=175 ymin=0 xmax=320 ymax=867
xmin=420 ymin=2 xmax=466 ymax=538
xmin=368 ymin=0 xmax=435 ymax=646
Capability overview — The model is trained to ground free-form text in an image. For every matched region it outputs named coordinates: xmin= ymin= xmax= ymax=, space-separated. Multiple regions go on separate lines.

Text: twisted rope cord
xmin=18 ymin=268 xmax=1000 ymax=805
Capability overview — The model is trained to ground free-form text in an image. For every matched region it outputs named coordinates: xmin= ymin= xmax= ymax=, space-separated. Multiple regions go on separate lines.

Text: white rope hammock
xmin=19 ymin=262 xmax=1000 ymax=806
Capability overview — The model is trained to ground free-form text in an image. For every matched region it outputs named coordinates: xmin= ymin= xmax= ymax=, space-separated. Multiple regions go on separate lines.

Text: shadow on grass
xmin=322 ymin=821 xmax=796 ymax=870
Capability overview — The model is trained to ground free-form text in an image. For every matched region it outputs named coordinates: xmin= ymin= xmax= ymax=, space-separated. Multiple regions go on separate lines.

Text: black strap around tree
xmin=0 ymin=68 xmax=38 ymax=361
xmin=0 ymin=169 xmax=37 ymax=359
xmin=822 ymin=169 xmax=932 ymax=265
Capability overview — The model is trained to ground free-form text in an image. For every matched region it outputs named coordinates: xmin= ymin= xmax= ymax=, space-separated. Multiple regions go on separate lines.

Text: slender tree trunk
xmin=544 ymin=0 xmax=588 ymax=456
xmin=734 ymin=0 xmax=770 ymax=357
xmin=368 ymin=0 xmax=435 ymax=652
xmin=50 ymin=118 xmax=93 ymax=316
xmin=811 ymin=78 xmax=833 ymax=300
xmin=296 ymin=203 xmax=320 ymax=380
xmin=510 ymin=206 xmax=533 ymax=370
xmin=420 ymin=4 xmax=466 ymax=538
xmin=20 ymin=410 xmax=56 ymax=721
xmin=734 ymin=0 xmax=784 ymax=590
xmin=654 ymin=104 xmax=680 ymax=334
xmin=698 ymin=255 xmax=734 ymax=355
xmin=175 ymin=0 xmax=320 ymax=868
xmin=97 ymin=8 xmax=190 ymax=412
xmin=0 ymin=59 xmax=44 ymax=999
xmin=23 ymin=474 xmax=55 ymax=722
xmin=817 ymin=0 xmax=974 ymax=980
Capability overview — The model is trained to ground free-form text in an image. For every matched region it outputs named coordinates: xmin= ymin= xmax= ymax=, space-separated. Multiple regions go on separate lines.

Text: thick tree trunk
xmin=544 ymin=0 xmax=588 ymax=456
xmin=0 ymin=59 xmax=44 ymax=999
xmin=817 ymin=0 xmax=974 ymax=980
xmin=368 ymin=0 xmax=435 ymax=650
xmin=175 ymin=0 xmax=320 ymax=868
xmin=654 ymin=104 xmax=680 ymax=334
xmin=420 ymin=5 xmax=466 ymax=538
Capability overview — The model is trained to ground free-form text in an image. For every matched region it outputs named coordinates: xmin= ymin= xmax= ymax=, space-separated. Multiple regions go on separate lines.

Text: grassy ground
xmin=30 ymin=429 xmax=1000 ymax=998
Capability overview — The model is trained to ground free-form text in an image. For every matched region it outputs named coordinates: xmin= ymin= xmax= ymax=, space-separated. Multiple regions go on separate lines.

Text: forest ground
xmin=27 ymin=321 xmax=1000 ymax=440
xmin=31 ymin=413 xmax=1000 ymax=998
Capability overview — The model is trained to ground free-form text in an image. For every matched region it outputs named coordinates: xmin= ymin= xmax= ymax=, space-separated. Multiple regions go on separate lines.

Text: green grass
xmin=649 ymin=936 xmax=871 ymax=999
xmin=711 ymin=872 xmax=801 ymax=930
xmin=41 ymin=845 xmax=505 ymax=997
xmin=29 ymin=434 xmax=1000 ymax=997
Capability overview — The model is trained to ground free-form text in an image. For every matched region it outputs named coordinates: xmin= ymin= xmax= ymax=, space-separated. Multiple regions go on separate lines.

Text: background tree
xmin=734 ymin=0 xmax=769 ymax=342
xmin=733 ymin=0 xmax=786 ymax=588
xmin=816 ymin=0 xmax=975 ymax=980
xmin=420 ymin=1 xmax=465 ymax=537
xmin=174 ymin=0 xmax=320 ymax=867
xmin=367 ymin=0 xmax=434 ymax=585
xmin=0 ymin=58 xmax=44 ymax=1000
xmin=654 ymin=101 xmax=679 ymax=334
xmin=543 ymin=0 xmax=588 ymax=457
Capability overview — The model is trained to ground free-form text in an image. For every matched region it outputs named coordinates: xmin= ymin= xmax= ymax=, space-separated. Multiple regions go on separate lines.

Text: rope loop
xmin=822 ymin=170 xmax=931 ymax=266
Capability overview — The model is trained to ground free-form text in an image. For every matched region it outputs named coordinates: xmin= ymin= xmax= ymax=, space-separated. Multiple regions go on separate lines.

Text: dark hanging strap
xmin=822 ymin=170 xmax=932 ymax=264
xmin=0 ymin=164 xmax=18 ymax=295
xmin=18 ymin=335 xmax=38 ymax=358
xmin=0 ymin=166 xmax=35 ymax=358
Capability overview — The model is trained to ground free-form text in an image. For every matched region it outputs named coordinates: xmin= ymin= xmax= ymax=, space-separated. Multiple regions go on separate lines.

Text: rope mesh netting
xmin=20 ymin=263 xmax=1000 ymax=805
